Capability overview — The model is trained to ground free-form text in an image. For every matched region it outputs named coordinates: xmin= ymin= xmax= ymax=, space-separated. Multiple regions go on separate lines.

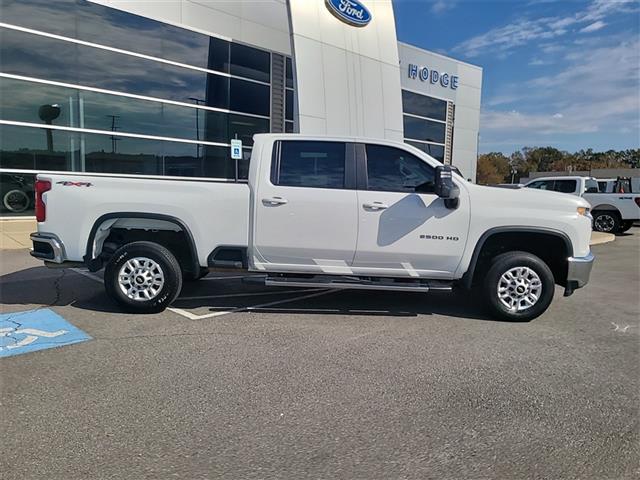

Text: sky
xmin=393 ymin=0 xmax=640 ymax=155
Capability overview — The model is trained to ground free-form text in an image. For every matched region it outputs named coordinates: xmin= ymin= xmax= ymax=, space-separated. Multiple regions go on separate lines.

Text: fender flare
xmin=590 ymin=203 xmax=620 ymax=212
xmin=461 ymin=226 xmax=574 ymax=289
xmin=84 ymin=212 xmax=199 ymax=273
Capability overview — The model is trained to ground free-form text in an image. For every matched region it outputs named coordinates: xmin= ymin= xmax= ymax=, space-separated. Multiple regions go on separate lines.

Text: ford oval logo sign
xmin=325 ymin=0 xmax=372 ymax=27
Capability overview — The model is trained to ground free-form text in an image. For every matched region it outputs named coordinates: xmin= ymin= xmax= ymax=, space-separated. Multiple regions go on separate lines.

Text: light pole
xmin=38 ymin=104 xmax=61 ymax=152
xmin=188 ymin=97 xmax=205 ymax=159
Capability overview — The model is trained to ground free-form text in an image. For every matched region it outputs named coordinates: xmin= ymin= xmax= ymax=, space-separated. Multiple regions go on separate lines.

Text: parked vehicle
xmin=0 ymin=173 xmax=34 ymax=214
xmin=31 ymin=135 xmax=594 ymax=321
xmin=597 ymin=177 xmax=635 ymax=194
xmin=523 ymin=176 xmax=640 ymax=233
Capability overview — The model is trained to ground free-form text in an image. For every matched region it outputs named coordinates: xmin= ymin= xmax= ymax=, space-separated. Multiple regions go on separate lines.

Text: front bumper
xmin=564 ymin=252 xmax=595 ymax=296
xmin=30 ymin=233 xmax=66 ymax=263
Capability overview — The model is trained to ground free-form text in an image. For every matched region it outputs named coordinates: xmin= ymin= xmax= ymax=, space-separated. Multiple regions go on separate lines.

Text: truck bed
xmin=36 ymin=173 xmax=250 ymax=266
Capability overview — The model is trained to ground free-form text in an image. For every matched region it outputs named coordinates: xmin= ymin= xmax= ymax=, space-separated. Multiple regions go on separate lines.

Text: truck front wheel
xmin=482 ymin=251 xmax=555 ymax=322
xmin=104 ymin=241 xmax=183 ymax=313
xmin=592 ymin=211 xmax=620 ymax=233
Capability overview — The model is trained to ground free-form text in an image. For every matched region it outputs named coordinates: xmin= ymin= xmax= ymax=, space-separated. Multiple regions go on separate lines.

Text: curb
xmin=590 ymin=232 xmax=615 ymax=246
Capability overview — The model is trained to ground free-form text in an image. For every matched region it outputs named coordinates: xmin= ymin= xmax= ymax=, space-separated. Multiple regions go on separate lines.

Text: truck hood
xmin=470 ymin=184 xmax=590 ymax=211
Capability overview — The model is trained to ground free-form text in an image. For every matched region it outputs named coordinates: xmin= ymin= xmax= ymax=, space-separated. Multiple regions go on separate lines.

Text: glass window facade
xmin=403 ymin=116 xmax=446 ymax=144
xmin=230 ymin=43 xmax=271 ymax=83
xmin=0 ymin=0 xmax=295 ymax=215
xmin=405 ymin=141 xmax=445 ymax=163
xmin=402 ymin=90 xmax=447 ymax=121
xmin=401 ymin=90 xmax=449 ymax=163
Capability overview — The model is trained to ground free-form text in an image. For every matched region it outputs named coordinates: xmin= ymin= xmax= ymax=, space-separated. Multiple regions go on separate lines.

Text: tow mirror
xmin=435 ymin=165 xmax=460 ymax=209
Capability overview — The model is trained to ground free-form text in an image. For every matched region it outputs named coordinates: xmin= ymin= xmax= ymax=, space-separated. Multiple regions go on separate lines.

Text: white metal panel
xmin=359 ymin=56 xmax=386 ymax=139
xmin=374 ymin=1 xmax=402 ymax=66
xmin=90 ymin=0 xmax=182 ymax=21
xmin=93 ymin=0 xmax=292 ymax=55
xmin=288 ymin=0 xmax=403 ymax=140
xmin=451 ymin=147 xmax=478 ymax=181
xmin=353 ymin=190 xmax=471 ymax=278
xmin=293 ymin=35 xmax=327 ymax=121
xmin=454 ymin=88 xmax=482 ymax=112
xmin=452 ymin=105 xmax=481 ymax=131
xmin=380 ymin=62 xmax=404 ymax=138
xmin=36 ymin=173 xmax=250 ymax=266
xmin=457 ymin=63 xmax=484 ymax=89
xmin=321 ymin=44 xmax=351 ymax=136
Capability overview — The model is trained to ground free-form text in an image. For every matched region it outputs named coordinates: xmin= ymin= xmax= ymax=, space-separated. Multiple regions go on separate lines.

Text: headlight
xmin=577 ymin=206 xmax=591 ymax=217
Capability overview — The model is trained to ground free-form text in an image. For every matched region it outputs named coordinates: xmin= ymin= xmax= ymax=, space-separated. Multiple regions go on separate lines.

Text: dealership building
xmin=0 ymin=0 xmax=482 ymax=217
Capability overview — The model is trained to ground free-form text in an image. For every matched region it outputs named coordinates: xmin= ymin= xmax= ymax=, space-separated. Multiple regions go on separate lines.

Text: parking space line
xmin=168 ymin=289 xmax=338 ymax=320
xmin=177 ymin=288 xmax=321 ymax=301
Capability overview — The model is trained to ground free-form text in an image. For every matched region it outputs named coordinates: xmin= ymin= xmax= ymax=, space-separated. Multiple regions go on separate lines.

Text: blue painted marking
xmin=0 ymin=309 xmax=91 ymax=358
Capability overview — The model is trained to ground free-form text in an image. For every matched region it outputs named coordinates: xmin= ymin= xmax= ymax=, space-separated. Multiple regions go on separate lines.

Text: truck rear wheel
xmin=619 ymin=220 xmax=634 ymax=233
xmin=104 ymin=241 xmax=182 ymax=313
xmin=482 ymin=251 xmax=555 ymax=322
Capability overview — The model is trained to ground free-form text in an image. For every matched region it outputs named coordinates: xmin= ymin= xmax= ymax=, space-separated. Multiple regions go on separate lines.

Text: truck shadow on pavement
xmin=0 ymin=266 xmax=505 ymax=322
xmin=168 ymin=288 xmax=496 ymax=322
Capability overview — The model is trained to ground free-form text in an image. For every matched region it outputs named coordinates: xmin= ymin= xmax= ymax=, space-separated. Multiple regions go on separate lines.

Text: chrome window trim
xmin=0 ymin=120 xmax=231 ymax=148
xmin=402 ymin=111 xmax=447 ymax=125
xmin=0 ymin=167 xmax=243 ymax=184
xmin=403 ymin=137 xmax=446 ymax=147
xmin=0 ymin=23 xmax=273 ymax=87
xmin=0 ymin=74 xmax=273 ymax=121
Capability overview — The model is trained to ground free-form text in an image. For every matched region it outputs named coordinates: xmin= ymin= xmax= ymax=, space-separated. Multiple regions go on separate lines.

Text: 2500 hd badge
xmin=420 ymin=235 xmax=460 ymax=241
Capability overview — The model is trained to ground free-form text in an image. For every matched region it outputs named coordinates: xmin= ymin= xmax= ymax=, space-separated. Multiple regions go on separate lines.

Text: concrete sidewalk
xmin=0 ymin=218 xmax=34 ymax=250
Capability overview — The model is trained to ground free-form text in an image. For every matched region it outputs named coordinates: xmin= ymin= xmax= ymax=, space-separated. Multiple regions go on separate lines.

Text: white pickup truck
xmin=523 ymin=176 xmax=640 ymax=233
xmin=30 ymin=135 xmax=594 ymax=321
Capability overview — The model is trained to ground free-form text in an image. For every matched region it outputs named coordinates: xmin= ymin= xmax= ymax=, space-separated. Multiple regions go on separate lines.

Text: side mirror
xmin=435 ymin=165 xmax=460 ymax=209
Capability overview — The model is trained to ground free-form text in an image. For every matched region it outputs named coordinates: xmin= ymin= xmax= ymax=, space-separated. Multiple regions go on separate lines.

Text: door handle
xmin=262 ymin=196 xmax=288 ymax=206
xmin=363 ymin=201 xmax=388 ymax=211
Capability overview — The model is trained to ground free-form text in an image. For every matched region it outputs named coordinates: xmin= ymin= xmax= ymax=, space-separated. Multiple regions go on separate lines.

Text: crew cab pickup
xmin=523 ymin=176 xmax=640 ymax=233
xmin=30 ymin=135 xmax=594 ymax=321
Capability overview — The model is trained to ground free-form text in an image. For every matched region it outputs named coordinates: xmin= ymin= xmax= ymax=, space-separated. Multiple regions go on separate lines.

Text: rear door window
xmin=274 ymin=141 xmax=346 ymax=189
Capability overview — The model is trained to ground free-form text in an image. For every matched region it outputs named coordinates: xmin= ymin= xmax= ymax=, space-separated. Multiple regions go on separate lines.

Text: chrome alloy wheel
xmin=497 ymin=266 xmax=543 ymax=312
xmin=594 ymin=214 xmax=615 ymax=232
xmin=118 ymin=257 xmax=165 ymax=301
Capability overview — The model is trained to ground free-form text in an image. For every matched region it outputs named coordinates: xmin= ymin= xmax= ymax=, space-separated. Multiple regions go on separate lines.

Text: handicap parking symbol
xmin=0 ymin=309 xmax=91 ymax=358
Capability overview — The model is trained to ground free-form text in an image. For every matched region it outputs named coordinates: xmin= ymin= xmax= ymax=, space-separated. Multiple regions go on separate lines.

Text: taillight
xmin=35 ymin=179 xmax=51 ymax=222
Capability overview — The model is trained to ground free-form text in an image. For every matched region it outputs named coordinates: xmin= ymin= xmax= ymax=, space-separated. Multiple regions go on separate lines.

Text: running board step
xmin=263 ymin=276 xmax=453 ymax=293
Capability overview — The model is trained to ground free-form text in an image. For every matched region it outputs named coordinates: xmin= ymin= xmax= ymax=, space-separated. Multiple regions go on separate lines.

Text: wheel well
xmin=85 ymin=214 xmax=199 ymax=275
xmin=467 ymin=231 xmax=570 ymax=287
xmin=592 ymin=206 xmax=620 ymax=215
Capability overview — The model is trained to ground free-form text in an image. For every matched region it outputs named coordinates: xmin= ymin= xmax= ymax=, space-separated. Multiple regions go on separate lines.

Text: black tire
xmin=3 ymin=189 xmax=30 ymax=212
xmin=592 ymin=211 xmax=620 ymax=233
xmin=482 ymin=251 xmax=555 ymax=322
xmin=619 ymin=220 xmax=634 ymax=233
xmin=183 ymin=267 xmax=209 ymax=282
xmin=104 ymin=241 xmax=182 ymax=313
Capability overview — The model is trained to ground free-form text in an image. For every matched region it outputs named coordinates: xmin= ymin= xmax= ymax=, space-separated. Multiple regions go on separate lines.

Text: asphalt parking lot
xmin=1 ymin=230 xmax=639 ymax=479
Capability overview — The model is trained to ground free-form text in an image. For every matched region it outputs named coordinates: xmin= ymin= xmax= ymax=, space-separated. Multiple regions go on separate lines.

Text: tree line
xmin=476 ymin=147 xmax=640 ymax=185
